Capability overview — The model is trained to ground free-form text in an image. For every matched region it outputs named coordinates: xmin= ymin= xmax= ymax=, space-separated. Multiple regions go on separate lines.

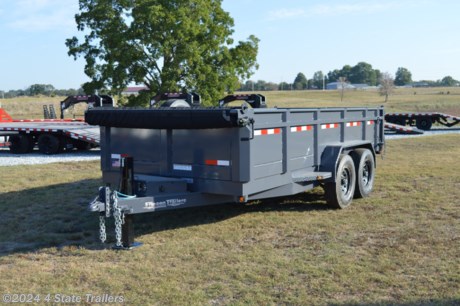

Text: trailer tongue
xmin=87 ymin=97 xmax=385 ymax=249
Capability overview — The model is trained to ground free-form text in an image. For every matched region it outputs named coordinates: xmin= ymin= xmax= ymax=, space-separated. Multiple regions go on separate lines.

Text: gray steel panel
xmin=99 ymin=106 xmax=385 ymax=205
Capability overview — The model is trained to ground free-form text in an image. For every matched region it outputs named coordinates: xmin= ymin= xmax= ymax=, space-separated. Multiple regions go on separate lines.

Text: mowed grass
xmin=0 ymin=135 xmax=459 ymax=305
xmin=0 ymin=96 xmax=87 ymax=119
xmin=1 ymin=86 xmax=460 ymax=119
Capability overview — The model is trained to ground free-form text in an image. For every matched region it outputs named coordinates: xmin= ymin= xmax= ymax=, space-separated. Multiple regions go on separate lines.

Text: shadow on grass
xmin=0 ymin=179 xmax=328 ymax=256
xmin=331 ymin=298 xmax=460 ymax=306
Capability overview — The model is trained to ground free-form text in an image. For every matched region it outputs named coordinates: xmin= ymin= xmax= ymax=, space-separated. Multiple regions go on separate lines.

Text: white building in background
xmin=326 ymin=82 xmax=373 ymax=90
xmin=326 ymin=82 xmax=356 ymax=90
xmin=121 ymin=86 xmax=149 ymax=95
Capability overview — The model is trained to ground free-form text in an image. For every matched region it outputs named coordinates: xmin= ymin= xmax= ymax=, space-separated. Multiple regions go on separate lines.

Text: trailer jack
xmin=90 ymin=187 xmax=142 ymax=250
xmin=90 ymin=156 xmax=142 ymax=250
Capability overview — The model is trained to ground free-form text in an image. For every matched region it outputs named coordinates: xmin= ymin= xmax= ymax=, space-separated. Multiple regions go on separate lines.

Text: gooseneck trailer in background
xmin=385 ymin=112 xmax=460 ymax=131
xmin=0 ymin=95 xmax=113 ymax=154
xmin=87 ymin=94 xmax=385 ymax=249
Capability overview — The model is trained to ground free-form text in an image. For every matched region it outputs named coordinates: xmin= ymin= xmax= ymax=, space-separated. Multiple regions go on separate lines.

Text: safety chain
xmin=92 ymin=187 xmax=132 ymax=246
xmin=99 ymin=214 xmax=107 ymax=243
xmin=112 ymin=192 xmax=125 ymax=248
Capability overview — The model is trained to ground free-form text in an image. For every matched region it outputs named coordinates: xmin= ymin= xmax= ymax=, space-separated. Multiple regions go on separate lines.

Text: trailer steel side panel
xmin=87 ymin=106 xmax=384 ymax=210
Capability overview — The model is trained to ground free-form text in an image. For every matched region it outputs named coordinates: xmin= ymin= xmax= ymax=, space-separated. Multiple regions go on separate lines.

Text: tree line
xmin=1 ymin=64 xmax=458 ymax=99
xmin=238 ymin=63 xmax=460 ymax=91
xmin=0 ymin=84 xmax=85 ymax=99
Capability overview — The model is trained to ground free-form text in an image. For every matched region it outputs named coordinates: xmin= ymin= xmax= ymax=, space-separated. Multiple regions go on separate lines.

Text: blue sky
xmin=1 ymin=0 xmax=460 ymax=90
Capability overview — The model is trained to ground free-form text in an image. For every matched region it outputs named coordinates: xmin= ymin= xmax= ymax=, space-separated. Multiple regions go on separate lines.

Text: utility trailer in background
xmin=86 ymin=98 xmax=385 ymax=249
xmin=0 ymin=95 xmax=113 ymax=154
xmin=385 ymin=112 xmax=460 ymax=131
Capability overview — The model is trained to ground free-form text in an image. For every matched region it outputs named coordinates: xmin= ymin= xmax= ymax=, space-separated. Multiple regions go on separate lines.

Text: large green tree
xmin=293 ymin=72 xmax=308 ymax=90
xmin=394 ymin=67 xmax=412 ymax=86
xmin=66 ymin=0 xmax=259 ymax=105
xmin=348 ymin=62 xmax=378 ymax=85
xmin=311 ymin=71 xmax=324 ymax=89
xmin=27 ymin=84 xmax=55 ymax=96
xmin=441 ymin=76 xmax=458 ymax=87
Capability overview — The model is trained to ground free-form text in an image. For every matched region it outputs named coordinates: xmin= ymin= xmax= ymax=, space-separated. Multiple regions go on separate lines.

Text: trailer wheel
xmin=416 ymin=118 xmax=432 ymax=130
xmin=75 ymin=140 xmax=91 ymax=151
xmin=351 ymin=149 xmax=375 ymax=199
xmin=8 ymin=134 xmax=33 ymax=154
xmin=324 ymin=154 xmax=356 ymax=209
xmin=393 ymin=118 xmax=405 ymax=126
xmin=38 ymin=134 xmax=61 ymax=154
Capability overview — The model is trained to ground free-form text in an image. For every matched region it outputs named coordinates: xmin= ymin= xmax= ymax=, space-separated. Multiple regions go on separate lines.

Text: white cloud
xmin=310 ymin=2 xmax=400 ymax=16
xmin=268 ymin=1 xmax=422 ymax=20
xmin=268 ymin=8 xmax=306 ymax=20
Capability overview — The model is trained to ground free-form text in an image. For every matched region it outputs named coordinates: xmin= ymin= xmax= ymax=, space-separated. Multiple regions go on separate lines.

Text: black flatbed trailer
xmin=385 ymin=112 xmax=460 ymax=131
xmin=0 ymin=95 xmax=113 ymax=154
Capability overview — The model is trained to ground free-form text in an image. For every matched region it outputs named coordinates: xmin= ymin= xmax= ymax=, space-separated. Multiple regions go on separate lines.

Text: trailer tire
xmin=416 ymin=118 xmax=432 ymax=130
xmin=75 ymin=140 xmax=91 ymax=151
xmin=38 ymin=134 xmax=61 ymax=154
xmin=351 ymin=149 xmax=375 ymax=199
xmin=393 ymin=118 xmax=405 ymax=126
xmin=324 ymin=154 xmax=356 ymax=209
xmin=9 ymin=134 xmax=33 ymax=154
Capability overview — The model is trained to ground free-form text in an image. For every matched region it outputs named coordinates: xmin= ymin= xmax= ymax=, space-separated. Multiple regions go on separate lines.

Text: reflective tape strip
xmin=367 ymin=120 xmax=375 ymax=125
xmin=321 ymin=123 xmax=339 ymax=129
xmin=173 ymin=164 xmax=192 ymax=171
xmin=254 ymin=128 xmax=281 ymax=136
xmin=205 ymin=160 xmax=230 ymax=166
xmin=346 ymin=121 xmax=361 ymax=127
xmin=290 ymin=125 xmax=313 ymax=132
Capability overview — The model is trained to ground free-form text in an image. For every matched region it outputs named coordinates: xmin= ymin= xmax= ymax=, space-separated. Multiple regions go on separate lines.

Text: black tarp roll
xmin=85 ymin=107 xmax=242 ymax=129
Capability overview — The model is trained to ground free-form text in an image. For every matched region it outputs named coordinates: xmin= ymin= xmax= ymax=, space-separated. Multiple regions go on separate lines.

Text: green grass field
xmin=0 ymin=136 xmax=459 ymax=305
xmin=1 ymin=87 xmax=460 ymax=119
xmin=0 ymin=91 xmax=459 ymax=305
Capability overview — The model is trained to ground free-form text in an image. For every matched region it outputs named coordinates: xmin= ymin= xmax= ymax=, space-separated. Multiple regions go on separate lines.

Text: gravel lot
xmin=1 ymin=128 xmax=459 ymax=167
xmin=0 ymin=149 xmax=100 ymax=167
xmin=385 ymin=127 xmax=460 ymax=140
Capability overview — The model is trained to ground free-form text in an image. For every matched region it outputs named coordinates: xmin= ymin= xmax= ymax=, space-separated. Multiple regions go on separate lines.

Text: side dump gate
xmin=86 ymin=105 xmax=384 ymax=249
xmin=94 ymin=106 xmax=384 ymax=201
xmin=241 ymin=107 xmax=384 ymax=199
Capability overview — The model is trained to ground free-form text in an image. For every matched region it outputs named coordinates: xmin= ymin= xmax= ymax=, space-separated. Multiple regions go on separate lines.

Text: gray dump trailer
xmin=86 ymin=99 xmax=385 ymax=249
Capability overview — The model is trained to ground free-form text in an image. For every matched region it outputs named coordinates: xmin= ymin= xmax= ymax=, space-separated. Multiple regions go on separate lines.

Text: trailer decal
xmin=346 ymin=122 xmax=362 ymax=127
xmin=254 ymin=128 xmax=282 ymax=136
xmin=111 ymin=154 xmax=130 ymax=167
xmin=321 ymin=123 xmax=339 ymax=130
xmin=173 ymin=164 xmax=193 ymax=171
xmin=205 ymin=160 xmax=230 ymax=166
xmin=290 ymin=125 xmax=313 ymax=132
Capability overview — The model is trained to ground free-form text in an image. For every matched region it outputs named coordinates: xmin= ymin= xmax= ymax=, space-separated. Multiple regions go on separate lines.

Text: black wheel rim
xmin=341 ymin=167 xmax=351 ymax=195
xmin=362 ymin=161 xmax=371 ymax=187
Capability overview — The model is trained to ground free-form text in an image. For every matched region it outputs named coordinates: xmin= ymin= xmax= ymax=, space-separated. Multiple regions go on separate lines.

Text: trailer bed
xmin=385 ymin=112 xmax=460 ymax=130
xmin=87 ymin=106 xmax=384 ymax=203
xmin=0 ymin=121 xmax=100 ymax=144
xmin=86 ymin=105 xmax=385 ymax=248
